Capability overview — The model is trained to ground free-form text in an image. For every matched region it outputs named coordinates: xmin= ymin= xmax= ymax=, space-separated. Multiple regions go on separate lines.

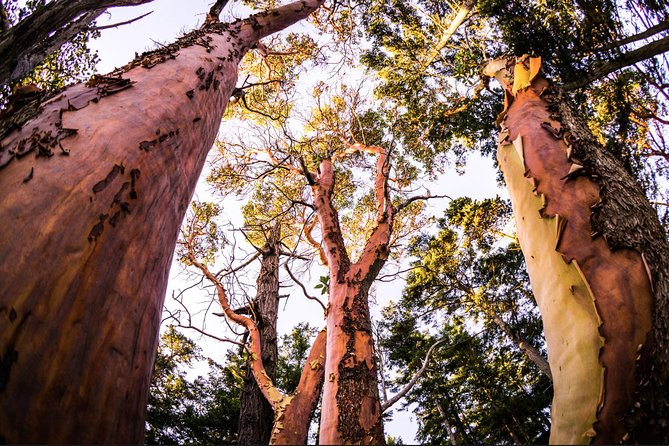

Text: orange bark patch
xmin=505 ymin=81 xmax=653 ymax=444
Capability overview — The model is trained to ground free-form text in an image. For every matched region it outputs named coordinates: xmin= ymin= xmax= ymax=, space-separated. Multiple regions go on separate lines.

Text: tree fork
xmin=312 ymin=145 xmax=391 ymax=445
xmin=0 ymin=0 xmax=323 ymax=442
xmin=485 ymin=56 xmax=669 ymax=444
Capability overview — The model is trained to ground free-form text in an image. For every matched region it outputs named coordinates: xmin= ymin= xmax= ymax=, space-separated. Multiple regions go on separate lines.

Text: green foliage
xmin=379 ymin=198 xmax=550 ymax=443
xmin=146 ymin=323 xmax=319 ymax=444
xmin=177 ymin=201 xmax=226 ymax=266
xmin=1 ymin=0 xmax=99 ymax=102
xmin=275 ymin=322 xmax=318 ymax=393
xmin=145 ymin=327 xmax=243 ymax=444
xmin=313 ymin=275 xmax=329 ymax=295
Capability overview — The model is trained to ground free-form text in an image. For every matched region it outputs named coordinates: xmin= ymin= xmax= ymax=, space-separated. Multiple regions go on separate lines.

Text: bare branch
xmin=284 ymin=264 xmax=327 ymax=313
xmin=596 ymin=20 xmax=669 ymax=53
xmin=394 ymin=194 xmax=451 ymax=213
xmin=381 ymin=329 xmax=487 ymax=412
xmin=207 ymin=0 xmax=230 ymax=23
xmin=565 ymin=34 xmax=669 ymax=90
xmin=381 ymin=338 xmax=449 ymax=412
xmin=90 ymin=11 xmax=153 ymax=31
xmin=303 ymin=214 xmax=329 ymax=266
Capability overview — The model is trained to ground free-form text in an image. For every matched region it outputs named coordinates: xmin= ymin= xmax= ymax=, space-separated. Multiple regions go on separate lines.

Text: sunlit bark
xmin=0 ymin=0 xmax=323 ymax=442
xmin=485 ymin=56 xmax=669 ymax=444
xmin=312 ymin=144 xmax=390 ymax=445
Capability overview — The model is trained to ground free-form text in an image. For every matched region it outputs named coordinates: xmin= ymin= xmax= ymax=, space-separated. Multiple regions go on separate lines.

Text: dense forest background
xmin=2 ymin=0 xmax=668 ymax=443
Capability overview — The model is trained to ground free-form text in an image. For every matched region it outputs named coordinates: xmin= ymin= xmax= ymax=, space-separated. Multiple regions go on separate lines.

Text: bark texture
xmin=0 ymin=1 xmax=323 ymax=442
xmin=238 ymin=226 xmax=281 ymax=445
xmin=313 ymin=146 xmax=390 ymax=445
xmin=0 ymin=0 xmax=154 ymax=87
xmin=486 ymin=56 xmax=668 ymax=444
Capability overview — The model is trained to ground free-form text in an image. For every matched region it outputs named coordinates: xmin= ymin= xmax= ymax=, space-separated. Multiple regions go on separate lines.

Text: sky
xmin=89 ymin=1 xmax=506 ymax=442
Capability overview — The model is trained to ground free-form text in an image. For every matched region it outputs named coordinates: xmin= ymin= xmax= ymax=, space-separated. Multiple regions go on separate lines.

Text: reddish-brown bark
xmin=313 ymin=145 xmax=390 ymax=445
xmin=0 ymin=1 xmax=323 ymax=443
xmin=487 ymin=56 xmax=668 ymax=444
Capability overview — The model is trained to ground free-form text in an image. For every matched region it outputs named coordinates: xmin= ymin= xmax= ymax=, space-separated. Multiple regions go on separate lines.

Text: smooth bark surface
xmin=487 ymin=56 xmax=668 ymax=444
xmin=0 ymin=0 xmax=323 ymax=442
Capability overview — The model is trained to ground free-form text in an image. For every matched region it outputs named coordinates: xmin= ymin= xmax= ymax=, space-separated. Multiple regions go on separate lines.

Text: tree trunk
xmin=310 ymin=147 xmax=391 ymax=444
xmin=0 ymin=1 xmax=323 ymax=443
xmin=238 ymin=225 xmax=281 ymax=445
xmin=485 ymin=306 xmax=552 ymax=380
xmin=0 ymin=0 xmax=154 ymax=87
xmin=485 ymin=56 xmax=669 ymax=444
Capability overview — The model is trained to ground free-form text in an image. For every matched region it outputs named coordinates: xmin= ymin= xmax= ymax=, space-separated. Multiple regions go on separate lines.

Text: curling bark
xmin=484 ymin=56 xmax=669 ymax=444
xmin=0 ymin=0 xmax=323 ymax=443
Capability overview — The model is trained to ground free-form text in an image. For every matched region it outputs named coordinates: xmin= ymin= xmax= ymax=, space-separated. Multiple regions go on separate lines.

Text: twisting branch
xmin=284 ymin=264 xmax=327 ymax=313
xmin=381 ymin=338 xmax=449 ymax=412
xmin=303 ymin=216 xmax=328 ymax=266
xmin=381 ymin=329 xmax=488 ymax=412
xmin=311 ymin=158 xmax=350 ymax=276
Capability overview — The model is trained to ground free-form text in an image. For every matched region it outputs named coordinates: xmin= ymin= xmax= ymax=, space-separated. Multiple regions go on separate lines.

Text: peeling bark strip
xmin=485 ymin=56 xmax=667 ymax=444
xmin=0 ymin=1 xmax=324 ymax=443
xmin=314 ymin=145 xmax=391 ymax=445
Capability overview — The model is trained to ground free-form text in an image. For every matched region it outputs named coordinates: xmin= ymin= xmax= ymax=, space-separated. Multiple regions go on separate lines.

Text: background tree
xmin=377 ymin=197 xmax=551 ymax=444
xmin=0 ymin=0 xmax=154 ymax=90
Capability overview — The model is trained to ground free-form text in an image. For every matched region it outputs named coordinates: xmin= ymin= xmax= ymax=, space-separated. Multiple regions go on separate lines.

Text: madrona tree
xmin=0 ymin=0 xmax=324 ymax=442
xmin=485 ymin=56 xmax=669 ymax=444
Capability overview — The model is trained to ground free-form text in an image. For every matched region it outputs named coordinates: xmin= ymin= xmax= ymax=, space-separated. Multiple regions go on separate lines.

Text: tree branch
xmin=352 ymin=144 xmax=394 ymax=279
xmin=0 ymin=0 xmax=154 ymax=86
xmin=394 ymin=193 xmax=451 ymax=214
xmin=185 ymin=252 xmax=288 ymax=410
xmin=565 ymin=34 xmax=669 ymax=90
xmin=303 ymin=215 xmax=329 ymax=266
xmin=381 ymin=338 xmax=449 ymax=412
xmin=207 ymin=0 xmax=230 ymax=23
xmin=311 ymin=158 xmax=350 ymax=275
xmin=596 ymin=19 xmax=669 ymax=53
xmin=90 ymin=11 xmax=152 ymax=31
xmin=284 ymin=264 xmax=327 ymax=313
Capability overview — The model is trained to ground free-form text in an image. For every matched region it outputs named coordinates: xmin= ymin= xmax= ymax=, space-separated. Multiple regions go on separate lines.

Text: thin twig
xmin=91 ymin=11 xmax=152 ymax=31
xmin=284 ymin=264 xmax=327 ymax=313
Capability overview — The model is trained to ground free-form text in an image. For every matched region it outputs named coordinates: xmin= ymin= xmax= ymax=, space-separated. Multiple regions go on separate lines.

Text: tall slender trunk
xmin=485 ymin=56 xmax=669 ymax=444
xmin=238 ymin=225 xmax=281 ymax=445
xmin=437 ymin=403 xmax=458 ymax=445
xmin=0 ymin=1 xmax=323 ymax=443
xmin=310 ymin=146 xmax=392 ymax=444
